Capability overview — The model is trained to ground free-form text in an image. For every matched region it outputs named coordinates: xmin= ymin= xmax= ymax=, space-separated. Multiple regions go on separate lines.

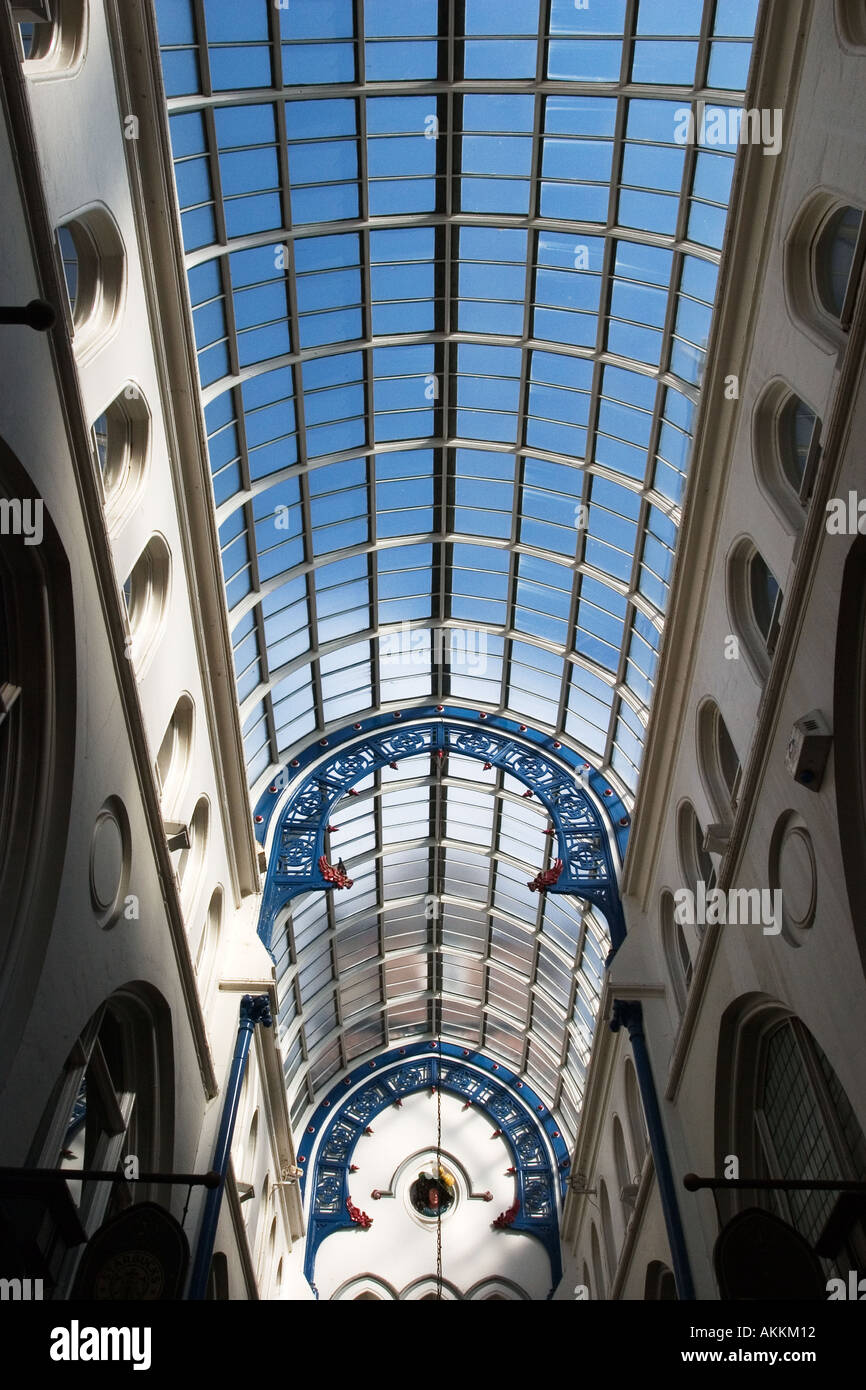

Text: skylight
xmin=155 ymin=0 xmax=758 ymax=1133
xmin=157 ymin=0 xmax=756 ymax=803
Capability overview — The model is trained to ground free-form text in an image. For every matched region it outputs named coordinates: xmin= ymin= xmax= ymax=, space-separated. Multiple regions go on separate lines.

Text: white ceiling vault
xmin=154 ymin=0 xmax=758 ymax=1139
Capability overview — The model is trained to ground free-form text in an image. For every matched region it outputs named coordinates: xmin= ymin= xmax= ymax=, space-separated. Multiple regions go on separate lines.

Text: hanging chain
xmin=433 ymin=739 xmax=444 ymax=1299
xmin=436 ymin=1034 xmax=443 ymax=1300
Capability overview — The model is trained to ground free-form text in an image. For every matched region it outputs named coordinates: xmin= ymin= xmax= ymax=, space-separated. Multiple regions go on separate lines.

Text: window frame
xmin=726 ymin=537 xmax=784 ymax=684
xmin=696 ymin=697 xmax=742 ymax=826
xmin=16 ymin=0 xmax=88 ymax=74
xmin=90 ymin=386 xmax=150 ymax=530
xmin=813 ymin=204 xmax=866 ymax=330
xmin=54 ymin=204 xmax=125 ymax=362
xmin=121 ymin=533 xmax=172 ymax=676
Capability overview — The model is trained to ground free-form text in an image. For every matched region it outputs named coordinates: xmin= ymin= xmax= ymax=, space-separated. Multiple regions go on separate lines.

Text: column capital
xmin=610 ymin=998 xmax=644 ymax=1038
xmin=240 ymin=993 xmax=273 ymax=1028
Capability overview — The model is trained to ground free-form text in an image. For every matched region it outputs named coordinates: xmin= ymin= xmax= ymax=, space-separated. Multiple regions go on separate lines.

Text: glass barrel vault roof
xmin=155 ymin=0 xmax=758 ymax=1138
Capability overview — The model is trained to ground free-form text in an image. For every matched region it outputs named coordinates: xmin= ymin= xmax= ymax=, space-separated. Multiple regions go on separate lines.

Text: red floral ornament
xmin=528 ymin=858 xmax=563 ymax=893
xmin=493 ymin=1199 xmax=520 ymax=1230
xmin=346 ymin=1197 xmax=373 ymax=1230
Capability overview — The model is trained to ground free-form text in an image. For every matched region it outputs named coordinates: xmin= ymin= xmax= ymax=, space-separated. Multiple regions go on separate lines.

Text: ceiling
xmin=155 ymin=0 xmax=758 ymax=1138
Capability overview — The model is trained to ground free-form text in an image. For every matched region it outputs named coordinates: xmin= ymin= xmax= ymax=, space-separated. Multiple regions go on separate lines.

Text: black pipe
xmin=684 ymin=1173 xmax=866 ymax=1193
xmin=0 ymin=299 xmax=56 ymax=330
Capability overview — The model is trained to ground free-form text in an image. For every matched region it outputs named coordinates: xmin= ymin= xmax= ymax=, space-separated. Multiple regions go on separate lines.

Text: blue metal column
xmin=188 ymin=993 xmax=272 ymax=1300
xmin=610 ymin=999 xmax=695 ymax=1300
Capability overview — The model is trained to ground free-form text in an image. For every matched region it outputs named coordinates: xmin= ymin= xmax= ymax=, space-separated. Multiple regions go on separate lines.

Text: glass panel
xmin=153 ymin=0 xmax=758 ymax=1123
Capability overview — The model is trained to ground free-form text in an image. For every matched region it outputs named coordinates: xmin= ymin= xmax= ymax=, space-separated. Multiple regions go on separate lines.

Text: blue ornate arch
xmin=254 ymin=707 xmax=629 ymax=951
xmin=298 ymin=1042 xmax=569 ymax=1298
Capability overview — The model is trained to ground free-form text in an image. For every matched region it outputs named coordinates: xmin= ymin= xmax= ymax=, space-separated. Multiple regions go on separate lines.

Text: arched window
xmin=15 ymin=0 xmax=87 ymax=73
xmin=661 ymin=890 xmax=693 ymax=1017
xmin=333 ymin=1275 xmax=398 ymax=1301
xmin=753 ymin=382 xmax=822 ymax=534
xmin=750 ymin=551 xmax=782 ymax=652
xmin=625 ymin=1058 xmax=648 ymax=1168
xmin=54 ymin=206 xmax=124 ymax=360
xmin=726 ymin=540 xmax=783 ymax=683
xmin=815 ymin=205 xmax=864 ymax=324
xmin=677 ymin=801 xmax=717 ymax=911
xmin=196 ymin=886 xmax=223 ymax=993
xmin=154 ymin=694 xmax=195 ymax=814
xmin=466 ymin=1278 xmax=529 ymax=1301
xmin=91 ymin=386 xmax=149 ymax=528
xmin=252 ymin=1172 xmax=271 ymax=1260
xmin=786 ymin=195 xmax=865 ymax=348
xmin=122 ymin=534 xmax=171 ymax=675
xmin=240 ymin=1108 xmax=258 ymax=1225
xmin=261 ymin=1214 xmax=277 ymax=1291
xmin=176 ymin=795 xmax=209 ymax=911
xmin=778 ymin=395 xmax=821 ymax=499
xmin=401 ymin=1276 xmax=460 ymax=1301
xmin=644 ymin=1261 xmax=677 ymax=1300
xmin=247 ymin=1110 xmax=259 ymax=1175
xmin=58 ymin=225 xmax=79 ymax=316
xmin=836 ymin=0 xmax=866 ymax=48
xmin=756 ymin=1021 xmax=866 ymax=1265
xmin=206 ymin=1252 xmax=229 ymax=1300
xmin=613 ymin=1115 xmax=635 ymax=1221
xmin=581 ymin=1261 xmax=592 ymax=1299
xmin=696 ymin=699 xmax=741 ymax=826
xmin=590 ymin=1222 xmax=606 ymax=1300
xmin=27 ymin=984 xmax=174 ymax=1290
xmin=599 ymin=1179 xmax=618 ymax=1284
xmin=718 ymin=1001 xmax=866 ymax=1276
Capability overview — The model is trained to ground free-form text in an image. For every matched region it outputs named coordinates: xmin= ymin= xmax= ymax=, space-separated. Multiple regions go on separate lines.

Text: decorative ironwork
xmin=299 ymin=1043 xmax=565 ymax=1297
xmin=523 ymin=1178 xmax=553 ymax=1218
xmin=257 ymin=716 xmax=626 ymax=951
xmin=315 ymin=1170 xmax=342 ymax=1217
